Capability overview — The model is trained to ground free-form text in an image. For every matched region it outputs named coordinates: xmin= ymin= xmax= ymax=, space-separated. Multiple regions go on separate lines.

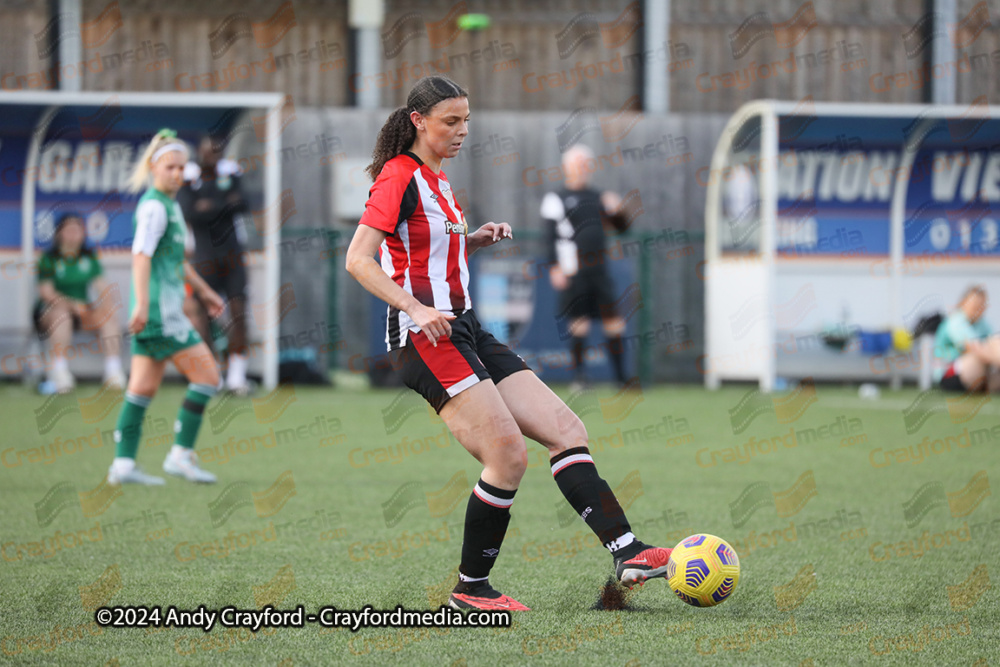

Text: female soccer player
xmin=35 ymin=213 xmax=125 ymax=392
xmin=346 ymin=76 xmax=671 ymax=611
xmin=106 ymin=129 xmax=224 ymax=486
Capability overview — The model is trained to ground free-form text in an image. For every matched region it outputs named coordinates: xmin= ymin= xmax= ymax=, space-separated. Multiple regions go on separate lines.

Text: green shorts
xmin=131 ymin=330 xmax=202 ymax=360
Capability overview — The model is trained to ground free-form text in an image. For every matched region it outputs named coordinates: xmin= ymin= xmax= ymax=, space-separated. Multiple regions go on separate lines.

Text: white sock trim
xmin=551 ymin=453 xmax=594 ymax=476
xmin=125 ymin=392 xmax=152 ymax=407
xmin=459 ymin=573 xmax=489 ymax=583
xmin=605 ymin=532 xmax=636 ymax=553
xmin=473 ymin=483 xmax=515 ymax=508
xmin=189 ymin=383 xmax=217 ymax=397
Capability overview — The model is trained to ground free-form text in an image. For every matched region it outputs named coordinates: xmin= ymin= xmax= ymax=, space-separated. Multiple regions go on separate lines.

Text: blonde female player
xmin=346 ymin=76 xmax=672 ymax=611
xmin=106 ymin=129 xmax=224 ymax=485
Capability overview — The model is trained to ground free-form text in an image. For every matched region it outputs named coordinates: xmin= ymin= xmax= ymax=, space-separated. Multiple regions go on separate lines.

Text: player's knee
xmin=181 ymin=352 xmax=220 ymax=387
xmin=201 ymin=367 xmax=221 ymax=388
xmin=509 ymin=452 xmax=528 ymax=482
xmin=562 ymin=416 xmax=589 ymax=451
xmin=41 ymin=304 xmax=70 ymax=328
xmin=47 ymin=300 xmax=71 ymax=316
xmin=127 ymin=379 xmax=159 ymax=397
xmin=960 ymin=354 xmax=986 ymax=376
xmin=552 ymin=407 xmax=588 ymax=453
xmin=492 ymin=431 xmax=528 ymax=479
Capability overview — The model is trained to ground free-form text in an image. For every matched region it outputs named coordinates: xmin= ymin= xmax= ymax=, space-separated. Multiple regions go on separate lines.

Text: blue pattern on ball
xmin=685 ymin=558 xmax=711 ymax=588
xmin=712 ymin=577 xmax=735 ymax=602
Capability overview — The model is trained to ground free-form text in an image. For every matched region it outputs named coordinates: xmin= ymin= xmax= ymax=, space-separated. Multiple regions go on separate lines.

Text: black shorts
xmin=389 ymin=309 xmax=530 ymax=413
xmin=939 ymin=373 xmax=966 ymax=392
xmin=192 ymin=252 xmax=248 ymax=300
xmin=33 ymin=301 xmax=81 ymax=338
xmin=559 ymin=269 xmax=617 ymax=320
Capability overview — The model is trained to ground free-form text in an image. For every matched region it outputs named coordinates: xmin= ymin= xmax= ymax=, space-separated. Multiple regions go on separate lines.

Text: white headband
xmin=152 ymin=142 xmax=187 ymax=163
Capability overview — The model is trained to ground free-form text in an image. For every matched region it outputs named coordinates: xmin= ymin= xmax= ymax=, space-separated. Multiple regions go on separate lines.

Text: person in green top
xmin=935 ymin=285 xmax=1000 ymax=392
xmin=34 ymin=213 xmax=125 ymax=393
xmin=107 ymin=129 xmax=225 ymax=486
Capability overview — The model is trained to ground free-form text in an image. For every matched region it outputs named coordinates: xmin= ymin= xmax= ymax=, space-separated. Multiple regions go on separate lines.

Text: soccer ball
xmin=666 ymin=534 xmax=740 ymax=607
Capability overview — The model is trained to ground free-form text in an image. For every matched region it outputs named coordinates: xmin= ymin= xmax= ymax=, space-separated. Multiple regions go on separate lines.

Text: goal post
xmin=704 ymin=99 xmax=1000 ymax=391
xmin=0 ymin=91 xmax=285 ymax=389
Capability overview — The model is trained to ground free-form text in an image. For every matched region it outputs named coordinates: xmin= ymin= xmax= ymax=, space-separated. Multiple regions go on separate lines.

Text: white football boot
xmin=107 ymin=459 xmax=165 ymax=486
xmin=163 ymin=447 xmax=217 ymax=483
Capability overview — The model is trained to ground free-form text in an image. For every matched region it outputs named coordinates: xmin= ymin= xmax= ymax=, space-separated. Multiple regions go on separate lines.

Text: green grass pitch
xmin=0 ymin=379 xmax=997 ymax=665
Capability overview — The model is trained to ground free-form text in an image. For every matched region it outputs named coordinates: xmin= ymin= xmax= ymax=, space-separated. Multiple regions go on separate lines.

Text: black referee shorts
xmin=389 ymin=309 xmax=530 ymax=413
xmin=191 ymin=251 xmax=248 ymax=300
xmin=559 ymin=269 xmax=618 ymax=320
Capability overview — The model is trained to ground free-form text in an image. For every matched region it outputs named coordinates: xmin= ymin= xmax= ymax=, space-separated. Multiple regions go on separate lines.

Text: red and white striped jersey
xmin=359 ymin=151 xmax=472 ymax=350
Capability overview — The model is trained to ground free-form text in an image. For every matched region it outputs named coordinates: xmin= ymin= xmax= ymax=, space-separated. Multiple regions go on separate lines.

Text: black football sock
xmin=551 ymin=447 xmax=643 ymax=558
xmin=458 ymin=479 xmax=516 ymax=581
xmin=607 ymin=334 xmax=627 ymax=384
xmin=571 ymin=336 xmax=586 ymax=377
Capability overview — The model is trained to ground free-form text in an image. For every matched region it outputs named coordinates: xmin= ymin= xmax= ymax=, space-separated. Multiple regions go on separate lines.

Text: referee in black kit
xmin=542 ymin=144 xmax=631 ymax=390
xmin=177 ymin=136 xmax=254 ymax=395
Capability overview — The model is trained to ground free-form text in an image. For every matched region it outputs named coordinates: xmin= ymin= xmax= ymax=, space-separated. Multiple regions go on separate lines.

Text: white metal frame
xmin=704 ymin=100 xmax=1000 ymax=391
xmin=0 ymin=91 xmax=285 ymax=389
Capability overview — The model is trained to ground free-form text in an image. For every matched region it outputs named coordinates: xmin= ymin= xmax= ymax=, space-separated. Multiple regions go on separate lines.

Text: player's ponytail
xmin=365 ymin=76 xmax=468 ymax=181
xmin=127 ymin=129 xmax=188 ymax=193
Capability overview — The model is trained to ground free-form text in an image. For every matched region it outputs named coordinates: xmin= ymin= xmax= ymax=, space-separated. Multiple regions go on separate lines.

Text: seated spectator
xmin=935 ymin=285 xmax=999 ymax=393
xmin=35 ymin=213 xmax=126 ymax=393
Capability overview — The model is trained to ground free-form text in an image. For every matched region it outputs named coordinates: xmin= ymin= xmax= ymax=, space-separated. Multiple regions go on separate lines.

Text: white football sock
xmin=53 ymin=356 xmax=69 ymax=373
xmin=226 ymin=353 xmax=248 ymax=387
xmin=104 ymin=355 xmax=122 ymax=375
xmin=605 ymin=532 xmax=637 ymax=554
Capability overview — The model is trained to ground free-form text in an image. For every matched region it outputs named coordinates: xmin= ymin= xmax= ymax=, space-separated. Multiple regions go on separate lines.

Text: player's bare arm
xmin=129 ymin=254 xmax=152 ymax=334
xmin=346 ymin=223 xmax=455 ymax=346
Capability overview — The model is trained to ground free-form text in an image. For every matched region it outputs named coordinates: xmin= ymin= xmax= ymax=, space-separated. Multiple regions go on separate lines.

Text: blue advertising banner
xmin=0 ymin=135 xmax=31 ymax=248
xmin=903 ymin=149 xmax=1000 ymax=256
xmin=0 ymin=101 xmax=248 ymax=251
xmin=774 ymin=148 xmax=895 ymax=257
xmin=771 ymin=113 xmax=1000 ymax=258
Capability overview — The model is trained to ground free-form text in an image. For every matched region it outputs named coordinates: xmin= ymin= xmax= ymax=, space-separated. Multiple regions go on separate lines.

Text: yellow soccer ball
xmin=666 ymin=534 xmax=741 ymax=607
xmin=893 ymin=327 xmax=913 ymax=352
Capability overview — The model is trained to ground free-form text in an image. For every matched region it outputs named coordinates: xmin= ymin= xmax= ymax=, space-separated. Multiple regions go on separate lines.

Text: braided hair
xmin=365 ymin=76 xmax=468 ymax=181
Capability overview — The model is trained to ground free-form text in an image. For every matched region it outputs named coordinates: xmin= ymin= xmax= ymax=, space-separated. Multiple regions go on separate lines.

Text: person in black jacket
xmin=176 ymin=136 xmax=253 ymax=394
xmin=542 ymin=144 xmax=630 ymax=389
